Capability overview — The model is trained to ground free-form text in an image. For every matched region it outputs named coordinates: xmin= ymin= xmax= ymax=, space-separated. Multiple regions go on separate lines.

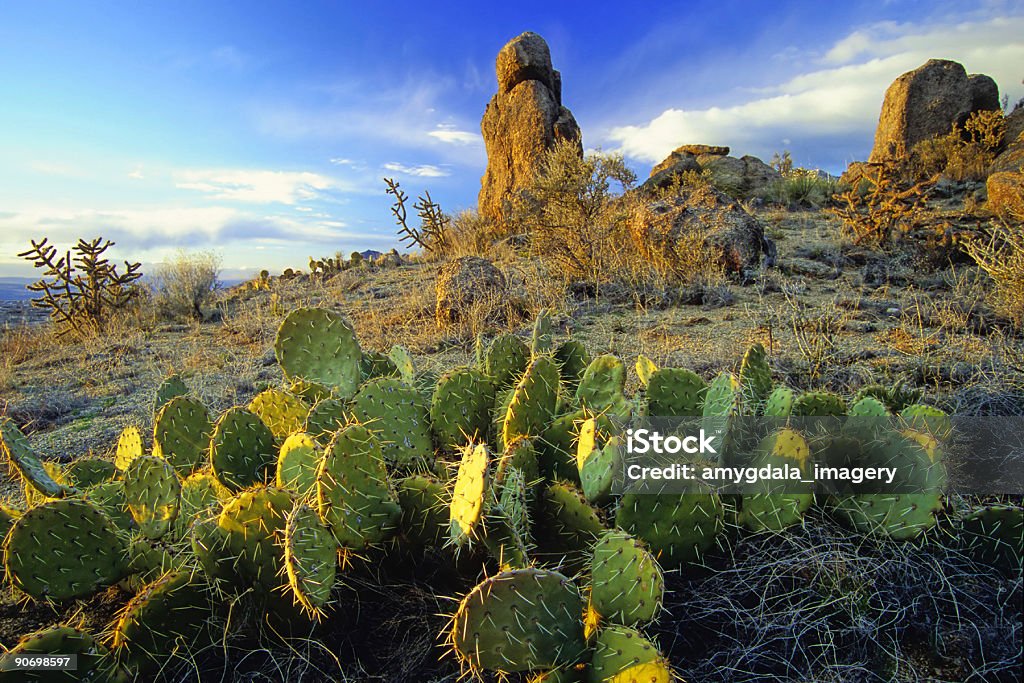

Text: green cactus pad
xmin=577 ymin=418 xmax=621 ymax=505
xmin=495 ymin=436 xmax=541 ymax=490
xmin=275 ymin=307 xmax=362 ymax=399
xmin=554 ymin=340 xmax=591 ymax=390
xmin=430 ymin=368 xmax=496 ymax=451
xmin=576 ymin=354 xmax=627 ymax=414
xmin=539 ymin=410 xmax=586 ymax=483
xmin=849 ymin=396 xmax=890 ymax=416
xmin=65 ymin=456 xmax=117 ymax=488
xmin=124 ymin=455 xmax=181 ymax=539
xmin=360 ymin=350 xmax=399 ymax=381
xmin=899 ymin=404 xmax=952 ymax=441
xmin=112 ymin=571 xmax=212 ymax=673
xmin=590 ymin=530 xmax=664 ymax=626
xmin=702 ymin=372 xmax=741 ymax=417
xmin=316 ymin=424 xmax=400 ymax=548
xmin=83 ymin=480 xmax=135 ymax=531
xmin=3 ymin=498 xmax=127 ymax=600
xmin=350 ymin=377 xmax=433 ymax=469
xmin=485 ymin=334 xmax=530 ymax=389
xmin=792 ymin=391 xmax=846 ymax=417
xmin=0 ymin=505 xmax=20 ymax=542
xmin=763 ymin=385 xmax=795 ymax=418
xmin=127 ymin=537 xmax=178 ymax=585
xmin=397 ymin=474 xmax=449 ymax=547
xmin=190 ymin=514 xmax=232 ymax=586
xmin=501 ymin=355 xmax=560 ymax=450
xmin=449 ymin=443 xmax=490 ymax=547
xmin=276 ymin=432 xmax=322 ymax=495
xmin=219 ymin=486 xmax=294 ymax=590
xmin=739 ymin=428 xmax=813 ymax=532
xmin=153 ymin=395 xmax=212 ymax=476
xmin=449 ymin=567 xmax=587 ymax=674
xmin=739 ymin=342 xmax=773 ymax=406
xmin=534 ymin=482 xmax=606 ymax=570
xmin=531 ymin=308 xmax=555 ymax=355
xmin=248 ymin=388 xmax=309 ymax=440
xmin=647 ymin=368 xmax=707 ymax=417
xmin=960 ymin=504 xmax=1023 ymax=575
xmin=304 ymin=397 xmax=350 ymax=445
xmin=483 ymin=466 xmax=532 ymax=569
xmin=289 ymin=378 xmax=334 ymax=404
xmin=616 ymin=484 xmax=724 ymax=569
xmin=0 ymin=626 xmax=109 ymax=682
xmin=1 ymin=417 xmax=76 ymax=499
xmin=284 ymin=503 xmax=338 ymax=615
xmin=589 ymin=625 xmax=673 ymax=683
xmin=115 ymin=425 xmax=145 ymax=471
xmin=210 ymin=407 xmax=277 ymax=492
xmin=388 ymin=344 xmax=416 ymax=382
xmin=635 ymin=354 xmax=658 ymax=388
xmin=153 ymin=374 xmax=189 ymax=415
xmin=174 ymin=471 xmax=230 ymax=534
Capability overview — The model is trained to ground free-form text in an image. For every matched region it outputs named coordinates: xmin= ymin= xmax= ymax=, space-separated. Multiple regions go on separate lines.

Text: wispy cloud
xmin=382 ymin=162 xmax=450 ymax=178
xmin=605 ymin=15 xmax=1024 ymax=169
xmin=428 ymin=124 xmax=481 ymax=145
xmin=173 ymin=168 xmax=366 ymax=204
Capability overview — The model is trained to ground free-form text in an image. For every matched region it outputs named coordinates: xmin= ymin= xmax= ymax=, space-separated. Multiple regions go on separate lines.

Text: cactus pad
xmin=647 ymin=368 xmax=706 ymax=417
xmin=65 ymin=456 xmax=117 ymax=488
xmin=4 ymin=499 xmax=127 ymax=600
xmin=248 ymin=388 xmax=309 ymax=440
xmin=590 ymin=530 xmax=664 ymax=626
xmin=351 ymin=377 xmax=433 ymax=469
xmin=218 ymin=486 xmax=294 ymax=590
xmin=590 ymin=625 xmax=673 ymax=683
xmin=210 ymin=407 xmax=277 ymax=491
xmin=430 ymin=368 xmax=496 ymax=451
xmin=284 ymin=503 xmax=338 ymax=615
xmin=449 ymin=443 xmax=490 ymax=547
xmin=276 ymin=432 xmax=322 ymax=495
xmin=275 ymin=307 xmax=362 ymax=398
xmin=153 ymin=396 xmax=212 ymax=476
xmin=124 ymin=455 xmax=181 ymax=539
xmin=553 ymin=340 xmax=591 ymax=390
xmin=115 ymin=425 xmax=145 ymax=471
xmin=0 ymin=626 xmax=108 ymax=681
xmin=485 ymin=334 xmax=531 ymax=389
xmin=154 ymin=374 xmax=189 ymax=415
xmin=397 ymin=474 xmax=449 ymax=547
xmin=739 ymin=342 xmax=773 ymax=406
xmin=501 ymin=355 xmax=560 ymax=450
xmin=1 ymin=418 xmax=76 ymax=498
xmin=617 ymin=484 xmax=724 ymax=569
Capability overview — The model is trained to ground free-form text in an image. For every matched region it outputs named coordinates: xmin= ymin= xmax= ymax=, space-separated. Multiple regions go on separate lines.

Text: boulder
xmin=1002 ymin=107 xmax=1024 ymax=152
xmin=990 ymin=111 xmax=1024 ymax=175
xmin=479 ymin=32 xmax=581 ymax=223
xmin=987 ymin=171 xmax=1024 ymax=221
xmin=435 ymin=256 xmax=508 ymax=327
xmin=697 ymin=154 xmax=781 ymax=196
xmin=627 ymin=183 xmax=774 ymax=278
xmin=642 ymin=149 xmax=702 ymax=192
xmin=675 ymin=144 xmax=729 ymax=157
xmin=869 ymin=59 xmax=1000 ymax=163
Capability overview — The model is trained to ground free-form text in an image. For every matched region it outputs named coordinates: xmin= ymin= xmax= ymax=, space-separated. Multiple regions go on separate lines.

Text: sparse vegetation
xmin=828 ymin=160 xmax=936 ymax=246
xmin=384 ymin=177 xmax=451 ymax=255
xmin=910 ymin=109 xmax=1006 ymax=182
xmin=17 ymin=237 xmax=144 ymax=338
xmin=964 ymin=220 xmax=1024 ymax=328
xmin=150 ymin=250 xmax=222 ymax=321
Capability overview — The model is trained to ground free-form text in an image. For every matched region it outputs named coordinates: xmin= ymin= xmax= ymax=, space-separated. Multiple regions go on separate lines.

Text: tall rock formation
xmin=478 ymin=32 xmax=582 ymax=223
xmin=868 ymin=59 xmax=1000 ymax=163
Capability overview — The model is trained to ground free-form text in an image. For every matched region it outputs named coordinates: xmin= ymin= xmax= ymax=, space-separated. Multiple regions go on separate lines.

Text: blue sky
xmin=1 ymin=0 xmax=1022 ymax=279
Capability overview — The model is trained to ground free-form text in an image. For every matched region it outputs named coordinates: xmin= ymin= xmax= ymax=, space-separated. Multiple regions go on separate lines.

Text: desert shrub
xmin=763 ymin=169 xmax=837 ymax=208
xmin=963 ymin=221 xmax=1024 ymax=327
xmin=513 ymin=140 xmax=636 ymax=286
xmin=827 ymin=160 xmax=934 ymax=246
xmin=443 ymin=209 xmax=510 ymax=259
xmin=150 ymin=250 xmax=222 ymax=321
xmin=17 ymin=237 xmax=144 ymax=338
xmin=909 ymin=110 xmax=1006 ymax=182
xmin=384 ymin=177 xmax=450 ymax=255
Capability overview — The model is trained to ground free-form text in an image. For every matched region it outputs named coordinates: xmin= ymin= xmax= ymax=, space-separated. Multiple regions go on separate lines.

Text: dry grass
xmin=964 ymin=221 xmax=1024 ymax=329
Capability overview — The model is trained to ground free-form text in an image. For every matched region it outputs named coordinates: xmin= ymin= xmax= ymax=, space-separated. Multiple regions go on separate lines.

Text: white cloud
xmin=128 ymin=165 xmax=145 ymax=180
xmin=606 ymin=16 xmax=1024 ymax=167
xmin=428 ymin=124 xmax=480 ymax=145
xmin=329 ymin=157 xmax=356 ymax=165
xmin=174 ymin=168 xmax=362 ymax=204
xmin=381 ymin=162 xmax=450 ymax=178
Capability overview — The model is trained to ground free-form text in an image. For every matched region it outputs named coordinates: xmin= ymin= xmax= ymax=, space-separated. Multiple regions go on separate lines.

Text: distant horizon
xmin=2 ymin=0 xmax=1022 ymax=278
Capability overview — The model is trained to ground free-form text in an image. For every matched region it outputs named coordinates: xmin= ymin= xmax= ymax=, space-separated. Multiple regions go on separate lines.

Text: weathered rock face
xmin=869 ymin=59 xmax=1000 ymax=163
xmin=435 ymin=256 xmax=508 ymax=327
xmin=643 ymin=146 xmax=779 ymax=197
xmin=990 ymin=108 xmax=1024 ymax=175
xmin=479 ymin=32 xmax=582 ymax=223
xmin=987 ymin=171 xmax=1024 ymax=221
xmin=627 ymin=183 xmax=773 ymax=278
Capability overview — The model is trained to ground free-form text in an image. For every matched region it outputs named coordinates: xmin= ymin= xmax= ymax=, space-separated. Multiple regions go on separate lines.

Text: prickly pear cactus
xmin=388 ymin=344 xmax=416 ymax=382
xmin=899 ymin=404 xmax=952 ymax=441
xmin=485 ymin=333 xmax=530 ymax=389
xmin=495 ymin=436 xmax=541 ymax=490
xmin=576 ymin=354 xmax=629 ymax=416
xmin=174 ymin=471 xmax=230 ymax=536
xmin=83 ymin=480 xmax=134 ymax=531
xmin=210 ymin=407 xmax=277 ymax=492
xmin=449 ymin=567 xmax=587 ymax=674
xmin=316 ymin=423 xmax=400 ymax=548
xmin=154 ymin=373 xmax=189 ymax=415
xmin=112 ymin=572 xmax=212 ymax=674
xmin=350 ymin=377 xmax=433 ymax=469
xmin=534 ymin=482 xmax=607 ymax=570
xmin=792 ymin=391 xmax=846 ymax=417
xmin=590 ymin=530 xmax=664 ymax=626
xmin=763 ymin=385 xmax=795 ymax=418
xmin=531 ymin=308 xmax=555 ymax=355
xmin=361 ymin=350 xmax=399 ymax=381
xmin=647 ymin=367 xmax=707 ymax=417
xmin=0 ymin=626 xmax=110 ymax=682
xmin=115 ymin=425 xmax=145 ymax=471
xmin=449 ymin=443 xmax=490 ymax=548
xmin=554 ymin=339 xmax=591 ymax=390
xmin=153 ymin=395 xmax=212 ymax=476
xmin=304 ymin=397 xmax=350 ymax=445
xmin=284 ymin=503 xmax=338 ymax=616
xmin=501 ymin=355 xmax=560 ymax=450
xmin=590 ymin=625 xmax=673 ymax=683
xmin=430 ymin=368 xmax=496 ymax=451
xmin=397 ymin=474 xmax=449 ymax=547
xmin=124 ymin=455 xmax=181 ymax=539
xmin=276 ymin=432 xmax=322 ymax=495
xmin=3 ymin=499 xmax=127 ymax=600
xmin=616 ymin=484 xmax=725 ymax=569
xmin=218 ymin=486 xmax=294 ymax=591
xmin=1 ymin=417 xmax=76 ymax=498
xmin=65 ymin=456 xmax=116 ymax=488
xmin=577 ymin=418 xmax=621 ymax=505
xmin=275 ymin=307 xmax=362 ymax=399
xmin=739 ymin=342 xmax=773 ymax=406
xmin=248 ymin=388 xmax=309 ymax=440
xmin=738 ymin=428 xmax=813 ymax=532
xmin=959 ymin=504 xmax=1023 ymax=576
xmin=484 ymin=466 xmax=533 ymax=569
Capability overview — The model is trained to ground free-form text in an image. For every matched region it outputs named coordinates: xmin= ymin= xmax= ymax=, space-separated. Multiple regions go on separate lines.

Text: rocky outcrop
xmin=628 ymin=183 xmax=774 ymax=278
xmin=642 ymin=146 xmax=779 ymax=197
xmin=986 ymin=171 xmax=1024 ymax=221
xmin=990 ymin=109 xmax=1024 ymax=175
xmin=479 ymin=32 xmax=582 ymax=223
xmin=869 ymin=59 xmax=1000 ymax=163
xmin=435 ymin=256 xmax=508 ymax=327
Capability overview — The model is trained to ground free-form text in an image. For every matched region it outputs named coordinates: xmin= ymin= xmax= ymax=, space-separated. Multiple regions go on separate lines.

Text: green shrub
xmin=150 ymin=250 xmax=221 ymax=321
